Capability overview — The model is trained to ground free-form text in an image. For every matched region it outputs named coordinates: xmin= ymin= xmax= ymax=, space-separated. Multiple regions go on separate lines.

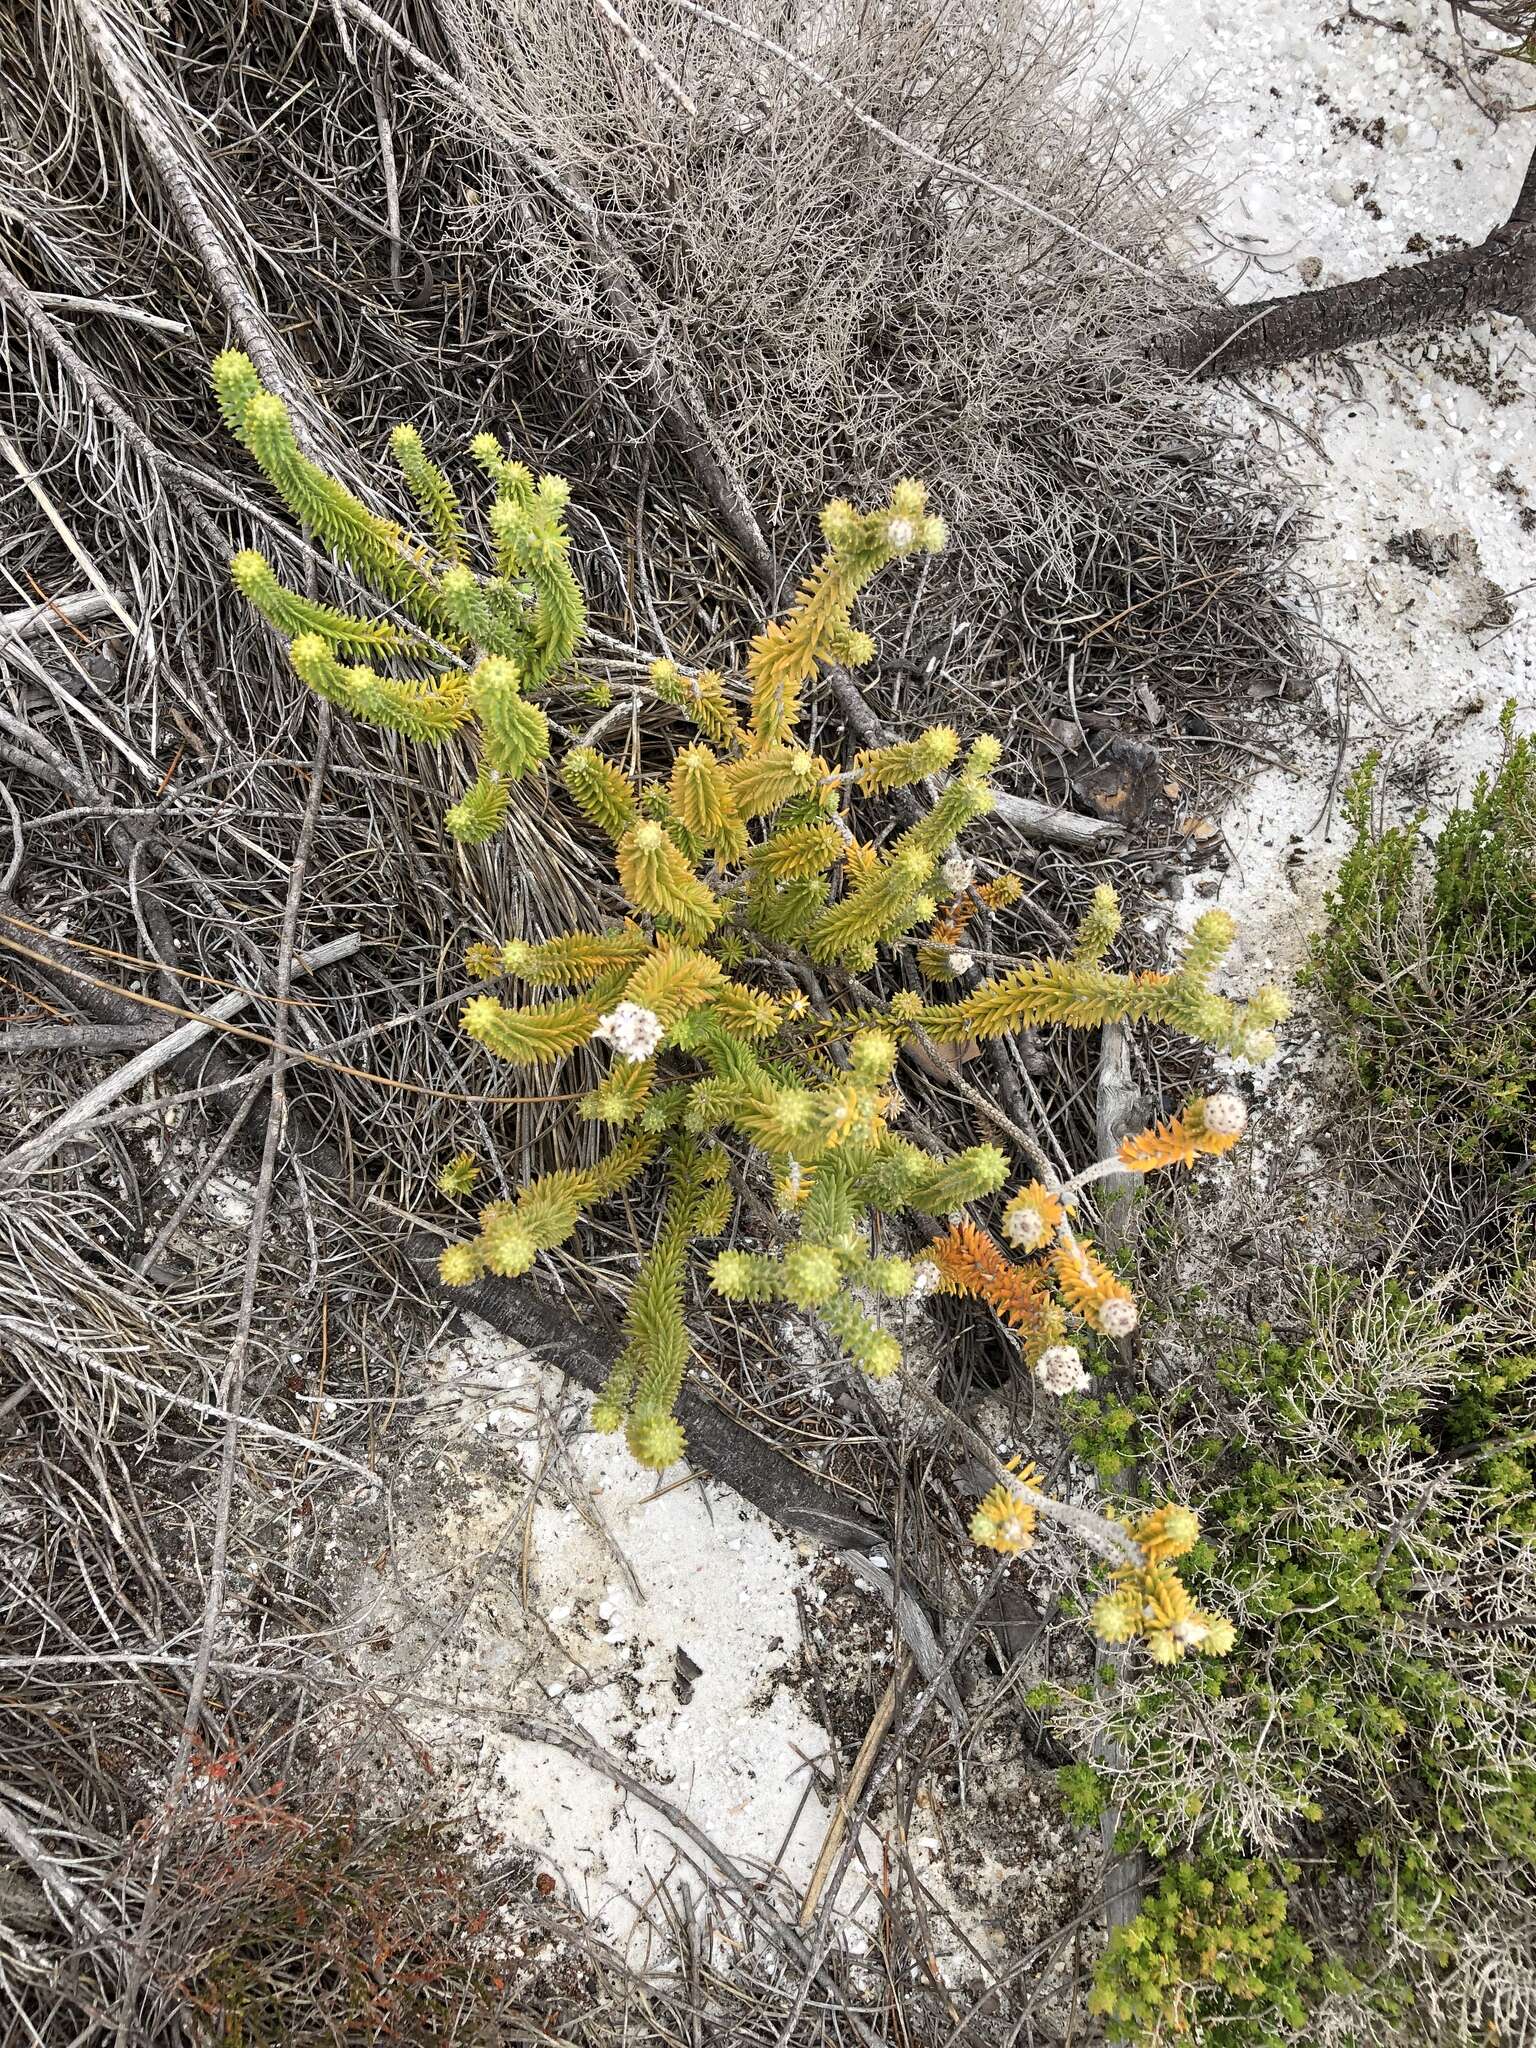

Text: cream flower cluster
xmin=1002 ymin=1197 xmax=1053 ymax=1252
xmin=1202 ymin=1091 xmax=1248 ymax=1138
xmin=909 ymin=1258 xmax=943 ymax=1302
xmin=1034 ymin=1342 xmax=1090 ymax=1396
xmin=592 ymin=1001 xmax=665 ymax=1063
xmin=1098 ymin=1296 xmax=1139 ymax=1339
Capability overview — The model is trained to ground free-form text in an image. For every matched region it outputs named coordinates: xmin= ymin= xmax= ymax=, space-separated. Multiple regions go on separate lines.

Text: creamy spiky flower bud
xmin=886 ymin=515 xmax=917 ymax=551
xmin=628 ymin=1413 xmax=687 ymax=1470
xmin=864 ymin=1333 xmax=901 ymax=1378
xmin=1201 ymin=1091 xmax=1248 ymax=1138
xmin=869 ymin=1256 xmax=915 ymax=1297
xmin=711 ymin=1251 xmax=755 ymax=1297
xmin=1004 ymin=1206 xmax=1048 ymax=1251
xmin=1251 ymin=985 xmax=1291 ymax=1027
xmin=1091 ymin=1589 xmax=1140 ymax=1643
xmin=1034 ymin=1343 xmax=1089 ymax=1396
xmin=971 ymin=1480 xmax=1038 ymax=1552
xmin=783 ymin=1244 xmax=842 ymax=1306
xmin=593 ymin=1001 xmax=665 ymax=1063
xmin=948 ymin=949 xmax=976 ymax=977
xmin=850 ymin=1029 xmax=897 ymax=1081
xmin=939 ymin=854 xmax=976 ymax=894
xmin=1098 ymin=1296 xmax=1139 ymax=1339
xmin=438 ymin=1243 xmax=482 ymax=1287
xmin=1172 ymin=1617 xmax=1210 ymax=1648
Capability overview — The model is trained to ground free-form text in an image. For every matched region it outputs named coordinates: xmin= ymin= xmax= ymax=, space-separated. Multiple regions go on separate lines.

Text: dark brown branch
xmin=1510 ymin=138 xmax=1536 ymax=227
xmin=1160 ymin=221 xmax=1536 ymax=380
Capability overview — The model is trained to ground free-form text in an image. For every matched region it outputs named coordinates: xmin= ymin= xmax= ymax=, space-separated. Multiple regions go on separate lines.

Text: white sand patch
xmin=347 ymin=1316 xmax=875 ymax=1952
xmin=1121 ymin=0 xmax=1530 ymax=295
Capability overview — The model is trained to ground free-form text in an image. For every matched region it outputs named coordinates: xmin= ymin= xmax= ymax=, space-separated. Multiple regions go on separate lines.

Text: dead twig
xmin=1 ymin=932 xmax=362 ymax=1180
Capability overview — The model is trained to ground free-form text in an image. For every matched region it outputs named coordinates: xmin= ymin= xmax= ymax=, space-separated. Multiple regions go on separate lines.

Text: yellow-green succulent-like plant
xmin=216 ymin=360 xmax=1284 ymax=1658
xmin=213 ymin=351 xmax=584 ymax=846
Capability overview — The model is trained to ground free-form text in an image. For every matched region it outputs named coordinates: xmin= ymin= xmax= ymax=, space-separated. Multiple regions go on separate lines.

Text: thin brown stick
xmin=796 ymin=1654 xmax=908 ymax=1928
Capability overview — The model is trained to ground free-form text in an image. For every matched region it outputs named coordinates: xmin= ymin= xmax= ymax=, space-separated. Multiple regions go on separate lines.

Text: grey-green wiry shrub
xmin=435 ymin=0 xmax=1308 ymax=754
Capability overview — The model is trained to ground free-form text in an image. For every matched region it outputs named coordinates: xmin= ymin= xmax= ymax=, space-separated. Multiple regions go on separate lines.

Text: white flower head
xmin=948 ymin=949 xmax=976 ymax=977
xmin=887 ymin=515 xmax=917 ymax=552
xmin=939 ymin=854 xmax=975 ymax=895
xmin=1035 ymin=1343 xmax=1089 ymax=1396
xmin=998 ymin=1512 xmax=1029 ymax=1546
xmin=1003 ymin=1203 xmax=1051 ymax=1252
xmin=1099 ymin=1297 xmax=1139 ymax=1339
xmin=909 ymin=1259 xmax=942 ymax=1302
xmin=1203 ymin=1091 xmax=1248 ymax=1138
xmin=1172 ymin=1618 xmax=1209 ymax=1648
xmin=592 ymin=1001 xmax=664 ymax=1063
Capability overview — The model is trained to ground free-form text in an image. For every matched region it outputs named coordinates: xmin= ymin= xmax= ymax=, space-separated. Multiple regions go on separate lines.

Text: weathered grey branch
xmin=0 ymin=1796 xmax=123 ymax=1949
xmin=1 ymin=933 xmax=362 ymax=1179
xmin=1 ymin=1021 xmax=165 ymax=1055
xmin=0 ymin=590 xmax=124 ymax=651
xmin=992 ymin=787 xmax=1125 ymax=849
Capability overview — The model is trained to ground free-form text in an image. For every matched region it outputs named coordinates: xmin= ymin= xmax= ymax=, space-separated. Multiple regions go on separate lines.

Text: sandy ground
xmin=342 ymin=0 xmax=1536 ymax=1978
xmin=1129 ymin=0 xmax=1536 ymax=994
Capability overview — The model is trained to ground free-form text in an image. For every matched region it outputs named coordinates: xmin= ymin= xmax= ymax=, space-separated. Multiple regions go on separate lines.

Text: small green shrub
xmin=1308 ymin=709 xmax=1535 ymax=1188
xmin=209 ymin=350 xmax=1275 ymax=1657
xmin=1044 ymin=738 xmax=1536 ymax=2043
xmin=1088 ymin=1858 xmax=1312 ymax=2045
xmin=1057 ymin=1760 xmax=1109 ymax=1827
xmin=1070 ymin=1274 xmax=1536 ymax=1835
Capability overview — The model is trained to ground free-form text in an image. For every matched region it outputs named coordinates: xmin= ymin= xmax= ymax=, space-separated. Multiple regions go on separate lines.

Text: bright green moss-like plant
xmin=1052 ymin=1269 xmax=1536 ymax=2038
xmin=216 ymin=357 xmax=1286 ymax=1652
xmin=1089 ymin=1858 xmax=1312 ymax=2046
